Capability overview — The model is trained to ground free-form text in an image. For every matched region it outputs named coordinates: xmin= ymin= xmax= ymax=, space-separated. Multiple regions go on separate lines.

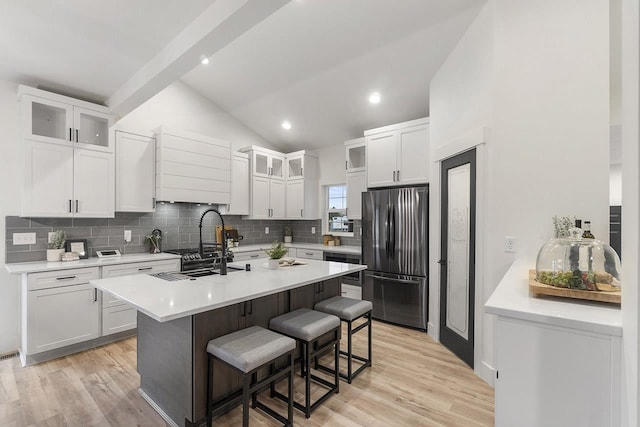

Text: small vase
xmin=268 ymin=259 xmax=279 ymax=269
xmin=46 ymin=248 xmax=64 ymax=262
xmin=284 ymin=236 xmax=292 ymax=243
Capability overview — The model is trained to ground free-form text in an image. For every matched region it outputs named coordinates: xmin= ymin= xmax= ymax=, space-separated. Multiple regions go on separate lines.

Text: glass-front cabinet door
xmin=345 ymin=138 xmax=366 ymax=172
xmin=270 ymin=155 xmax=284 ymax=180
xmin=286 ymin=155 xmax=303 ymax=180
xmin=74 ymin=107 xmax=111 ymax=151
xmin=23 ymin=95 xmax=74 ymax=145
xmin=253 ymin=151 xmax=270 ymax=177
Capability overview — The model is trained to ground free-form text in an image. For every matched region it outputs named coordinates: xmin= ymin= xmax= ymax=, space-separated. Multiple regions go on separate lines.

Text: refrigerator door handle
xmin=385 ymin=203 xmax=391 ymax=257
xmin=366 ymin=273 xmax=421 ymax=285
xmin=390 ymin=205 xmax=396 ymax=258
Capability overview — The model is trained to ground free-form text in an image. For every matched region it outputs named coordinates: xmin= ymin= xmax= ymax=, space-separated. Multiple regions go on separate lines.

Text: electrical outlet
xmin=311 ymin=227 xmax=316 ymax=234
xmin=48 ymin=232 xmax=55 ymax=244
xmin=124 ymin=230 xmax=132 ymax=242
xmin=13 ymin=232 xmax=36 ymax=245
xmin=505 ymin=236 xmax=517 ymax=253
xmin=265 ymin=227 xmax=269 ymax=234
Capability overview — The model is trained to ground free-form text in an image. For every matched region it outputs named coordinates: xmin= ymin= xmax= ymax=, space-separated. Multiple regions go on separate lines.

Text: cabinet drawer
xmin=102 ymin=259 xmax=179 ymax=307
xmin=341 ymin=284 xmax=362 ymax=300
xmin=102 ymin=306 xmax=137 ymax=336
xmin=233 ymin=250 xmax=265 ymax=262
xmin=27 ymin=267 xmax=99 ymax=291
xmin=296 ymin=249 xmax=323 ymax=260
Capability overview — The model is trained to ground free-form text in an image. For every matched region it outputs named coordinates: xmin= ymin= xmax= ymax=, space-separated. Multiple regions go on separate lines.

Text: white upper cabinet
xmin=285 ymin=150 xmax=318 ymax=219
xmin=270 ymin=179 xmax=286 ymax=219
xmin=20 ymin=86 xmax=113 ymax=153
xmin=19 ymin=86 xmax=115 ymax=218
xmin=221 ymin=152 xmax=250 ymax=215
xmin=345 ymin=137 xmax=366 ymax=172
xmin=346 ymin=170 xmax=366 ymax=220
xmin=365 ymin=118 xmax=429 ymax=188
xmin=115 ymin=131 xmax=156 ymax=212
xmin=155 ymin=127 xmax=231 ymax=204
xmin=252 ymin=149 xmax=284 ymax=180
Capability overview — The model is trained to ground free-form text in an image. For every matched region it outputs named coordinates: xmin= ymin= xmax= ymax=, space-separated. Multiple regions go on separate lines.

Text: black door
xmin=439 ymin=149 xmax=476 ymax=368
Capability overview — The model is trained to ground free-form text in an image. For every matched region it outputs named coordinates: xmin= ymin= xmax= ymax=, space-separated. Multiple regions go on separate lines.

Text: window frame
xmin=323 ymin=183 xmax=353 ymax=237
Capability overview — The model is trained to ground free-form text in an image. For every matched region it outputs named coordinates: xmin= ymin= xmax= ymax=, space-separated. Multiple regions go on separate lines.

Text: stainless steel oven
xmin=323 ymin=251 xmax=362 ymax=286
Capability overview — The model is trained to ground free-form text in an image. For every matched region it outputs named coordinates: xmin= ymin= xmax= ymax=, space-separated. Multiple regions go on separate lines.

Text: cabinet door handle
xmin=393 ymin=171 xmax=396 ymax=181
xmin=138 ymin=267 xmax=152 ymax=271
xmin=69 ymin=128 xmax=72 ymax=141
xmin=152 ymin=197 xmax=156 ymax=208
xmin=305 ymin=252 xmax=313 ymax=256
xmin=397 ymin=170 xmax=400 ymax=181
xmin=250 ymin=254 xmax=259 ymax=258
xmin=94 ymin=288 xmax=97 ymax=302
xmin=75 ymin=200 xmax=79 ymax=213
xmin=301 ymin=167 xmax=303 ymax=176
xmin=68 ymin=200 xmax=72 ymax=213
xmin=248 ymin=300 xmax=253 ymax=315
xmin=300 ymin=209 xmax=303 ymax=218
xmin=345 ymin=160 xmax=348 ymax=170
xmin=240 ymin=301 xmax=246 ymax=317
xmin=75 ymin=129 xmax=79 ymax=143
xmin=56 ymin=275 xmax=77 ymax=280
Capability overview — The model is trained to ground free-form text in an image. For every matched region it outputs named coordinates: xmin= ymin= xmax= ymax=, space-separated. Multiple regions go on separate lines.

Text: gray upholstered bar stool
xmin=314 ymin=296 xmax=373 ymax=383
xmin=206 ymin=326 xmax=295 ymax=427
xmin=269 ymin=308 xmax=341 ymax=418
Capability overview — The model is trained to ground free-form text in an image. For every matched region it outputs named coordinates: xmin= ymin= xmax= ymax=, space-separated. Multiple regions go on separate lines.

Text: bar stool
xmin=269 ymin=308 xmax=341 ymax=418
xmin=206 ymin=326 xmax=295 ymax=427
xmin=314 ymin=296 xmax=372 ymax=383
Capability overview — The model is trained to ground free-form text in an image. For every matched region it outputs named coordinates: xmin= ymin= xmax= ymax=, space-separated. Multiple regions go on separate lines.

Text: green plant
xmin=146 ymin=233 xmax=162 ymax=252
xmin=263 ymin=241 xmax=288 ymax=260
xmin=284 ymin=226 xmax=293 ymax=237
xmin=48 ymin=230 xmax=66 ymax=250
xmin=552 ymin=215 xmax=575 ymax=238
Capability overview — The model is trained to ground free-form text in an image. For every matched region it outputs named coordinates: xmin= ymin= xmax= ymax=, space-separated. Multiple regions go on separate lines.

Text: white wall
xmin=429 ymin=0 xmax=610 ymax=385
xmin=0 ymin=79 xmax=23 ymax=353
xmin=314 ymin=143 xmax=348 ymax=221
xmin=116 ymin=80 xmax=279 ymax=152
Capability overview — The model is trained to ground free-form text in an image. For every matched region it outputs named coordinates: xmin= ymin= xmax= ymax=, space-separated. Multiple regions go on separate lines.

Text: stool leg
xmin=269 ymin=362 xmax=275 ymax=398
xmin=242 ymin=373 xmax=250 ymax=427
xmin=288 ymin=352 xmax=294 ymax=426
xmin=206 ymin=355 xmax=213 ymax=427
xmin=368 ymin=312 xmax=373 ymax=365
xmin=305 ymin=340 xmax=311 ymax=418
xmin=334 ymin=329 xmax=340 ymax=394
xmin=251 ymin=371 xmax=257 ymax=409
xmin=300 ymin=342 xmax=306 ymax=377
xmin=347 ymin=320 xmax=353 ymax=384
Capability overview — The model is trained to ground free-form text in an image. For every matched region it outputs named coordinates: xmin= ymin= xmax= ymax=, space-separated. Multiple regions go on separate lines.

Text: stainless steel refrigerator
xmin=362 ymin=186 xmax=428 ymax=330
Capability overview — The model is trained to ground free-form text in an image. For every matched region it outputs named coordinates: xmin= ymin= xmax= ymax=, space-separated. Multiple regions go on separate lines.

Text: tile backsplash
xmin=5 ymin=203 xmax=361 ymax=263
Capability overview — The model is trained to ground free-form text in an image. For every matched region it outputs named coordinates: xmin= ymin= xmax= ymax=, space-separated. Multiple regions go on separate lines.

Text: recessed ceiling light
xmin=369 ymin=92 xmax=381 ymax=104
xmin=201 ymin=57 xmax=210 ymax=65
xmin=282 ymin=120 xmax=292 ymax=130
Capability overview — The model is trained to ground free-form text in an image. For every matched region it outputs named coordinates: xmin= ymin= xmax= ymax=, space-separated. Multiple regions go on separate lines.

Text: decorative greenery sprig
xmin=552 ymin=215 xmax=575 ymax=238
xmin=48 ymin=230 xmax=66 ymax=250
xmin=284 ymin=226 xmax=293 ymax=237
xmin=263 ymin=241 xmax=288 ymax=260
xmin=146 ymin=233 xmax=162 ymax=251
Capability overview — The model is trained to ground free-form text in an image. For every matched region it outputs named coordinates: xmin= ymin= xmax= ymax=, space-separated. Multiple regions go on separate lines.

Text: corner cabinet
xmin=344 ymin=137 xmax=367 ymax=220
xmin=285 ymin=151 xmax=319 ymax=219
xmin=365 ymin=117 xmax=429 ymax=188
xmin=19 ymin=85 xmax=115 ymax=218
xmin=115 ymin=130 xmax=156 ymax=212
xmin=155 ymin=127 xmax=231 ymax=204
xmin=240 ymin=146 xmax=286 ymax=219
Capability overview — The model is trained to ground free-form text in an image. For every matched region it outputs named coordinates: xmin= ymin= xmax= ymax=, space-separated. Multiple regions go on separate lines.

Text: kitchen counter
xmin=485 ymin=259 xmax=622 ymax=335
xmin=5 ymin=252 xmax=181 ymax=275
xmin=91 ymin=259 xmax=366 ymax=322
xmin=231 ymin=242 xmax=361 ymax=255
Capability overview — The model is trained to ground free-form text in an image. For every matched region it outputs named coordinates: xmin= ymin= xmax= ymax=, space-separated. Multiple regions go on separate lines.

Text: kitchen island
xmin=90 ymin=259 xmax=366 ymax=427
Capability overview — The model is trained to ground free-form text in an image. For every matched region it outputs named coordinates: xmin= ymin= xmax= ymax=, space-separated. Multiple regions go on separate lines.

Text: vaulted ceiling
xmin=0 ymin=0 xmax=484 ymax=149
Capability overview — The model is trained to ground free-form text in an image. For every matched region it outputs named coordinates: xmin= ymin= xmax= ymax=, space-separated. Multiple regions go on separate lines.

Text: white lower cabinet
xmin=100 ymin=259 xmax=179 ymax=335
xmin=24 ymin=268 xmax=100 ymax=355
xmin=295 ymin=249 xmax=323 ymax=260
xmin=495 ymin=317 xmax=621 ymax=427
xmin=233 ymin=250 xmax=265 ymax=262
xmin=341 ymin=284 xmax=362 ymax=300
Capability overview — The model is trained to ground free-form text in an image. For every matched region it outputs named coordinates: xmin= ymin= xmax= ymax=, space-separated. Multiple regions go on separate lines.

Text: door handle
xmin=69 ymin=128 xmax=72 ymax=141
xmin=93 ymin=288 xmax=97 ymax=302
xmin=366 ymin=274 xmax=420 ymax=285
xmin=393 ymin=171 xmax=396 ymax=182
xmin=345 ymin=160 xmax=348 ymax=170
xmin=250 ymin=254 xmax=259 ymax=258
xmin=248 ymin=300 xmax=253 ymax=315
xmin=240 ymin=301 xmax=246 ymax=317
xmin=75 ymin=200 xmax=79 ymax=213
xmin=75 ymin=129 xmax=79 ymax=143
xmin=56 ymin=275 xmax=77 ymax=280
xmin=397 ymin=170 xmax=400 ymax=181
xmin=300 ymin=208 xmax=303 ymax=217
xmin=68 ymin=199 xmax=72 ymax=213
xmin=138 ymin=267 xmax=153 ymax=271
xmin=437 ymin=259 xmax=447 ymax=265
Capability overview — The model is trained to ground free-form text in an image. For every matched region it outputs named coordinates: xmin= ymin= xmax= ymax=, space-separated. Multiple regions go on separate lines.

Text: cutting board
xmin=215 ymin=225 xmax=233 ymax=243
xmin=528 ymin=270 xmax=621 ymax=304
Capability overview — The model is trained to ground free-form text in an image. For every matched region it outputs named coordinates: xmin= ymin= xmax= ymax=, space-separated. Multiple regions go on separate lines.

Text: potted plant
xmin=146 ymin=232 xmax=162 ymax=254
xmin=264 ymin=241 xmax=288 ymax=269
xmin=47 ymin=230 xmax=66 ymax=262
xmin=283 ymin=226 xmax=293 ymax=243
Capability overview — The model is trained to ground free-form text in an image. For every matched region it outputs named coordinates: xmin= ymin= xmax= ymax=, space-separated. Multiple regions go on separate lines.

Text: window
xmin=326 ymin=184 xmax=351 ymax=234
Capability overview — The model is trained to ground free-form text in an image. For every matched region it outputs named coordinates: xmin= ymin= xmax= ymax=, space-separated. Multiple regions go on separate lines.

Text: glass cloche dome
xmin=536 ymin=227 xmax=621 ymax=291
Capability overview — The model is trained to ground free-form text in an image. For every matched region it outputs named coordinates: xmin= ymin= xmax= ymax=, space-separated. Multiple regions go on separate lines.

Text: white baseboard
xmin=427 ymin=322 xmax=438 ymax=341
xmin=480 ymin=361 xmax=496 ymax=387
xmin=139 ymin=388 xmax=179 ymax=427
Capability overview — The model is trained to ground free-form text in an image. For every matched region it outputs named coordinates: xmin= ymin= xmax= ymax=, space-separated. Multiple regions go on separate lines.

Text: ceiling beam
xmin=107 ymin=0 xmax=290 ymax=118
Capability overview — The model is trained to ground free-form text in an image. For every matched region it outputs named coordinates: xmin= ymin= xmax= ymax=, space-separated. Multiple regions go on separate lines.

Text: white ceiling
xmin=181 ymin=0 xmax=484 ymax=150
xmin=0 ymin=0 xmax=484 ymax=149
xmin=0 ymin=0 xmax=215 ymax=103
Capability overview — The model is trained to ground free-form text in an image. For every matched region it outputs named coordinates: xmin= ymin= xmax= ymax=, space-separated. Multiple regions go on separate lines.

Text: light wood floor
xmin=0 ymin=321 xmax=494 ymax=426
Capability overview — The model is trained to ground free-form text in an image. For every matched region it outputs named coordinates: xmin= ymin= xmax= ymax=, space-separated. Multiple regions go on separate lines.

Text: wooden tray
xmin=529 ymin=270 xmax=621 ymax=304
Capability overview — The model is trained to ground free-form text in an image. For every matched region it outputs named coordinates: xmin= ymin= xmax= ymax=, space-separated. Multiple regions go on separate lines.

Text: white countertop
xmin=91 ymin=259 xmax=367 ymax=323
xmin=232 ymin=243 xmax=361 ymax=256
xmin=485 ymin=259 xmax=622 ymax=336
xmin=5 ymin=252 xmax=181 ymax=275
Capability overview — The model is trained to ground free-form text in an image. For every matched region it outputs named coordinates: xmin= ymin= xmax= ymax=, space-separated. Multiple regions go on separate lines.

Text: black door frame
xmin=439 ymin=149 xmax=476 ymax=368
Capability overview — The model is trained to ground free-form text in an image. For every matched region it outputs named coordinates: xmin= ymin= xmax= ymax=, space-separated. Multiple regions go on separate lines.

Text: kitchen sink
xmin=183 ymin=265 xmax=245 ymax=278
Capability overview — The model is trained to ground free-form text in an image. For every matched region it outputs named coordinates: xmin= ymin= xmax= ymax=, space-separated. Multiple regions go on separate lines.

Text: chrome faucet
xmin=198 ymin=208 xmax=227 ymax=275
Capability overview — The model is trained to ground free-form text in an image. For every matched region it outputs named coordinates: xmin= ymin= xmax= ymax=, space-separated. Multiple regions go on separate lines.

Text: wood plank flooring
xmin=0 ymin=321 xmax=494 ymax=426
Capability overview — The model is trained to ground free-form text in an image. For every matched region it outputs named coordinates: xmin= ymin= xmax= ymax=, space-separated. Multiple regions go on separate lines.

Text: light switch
xmin=265 ymin=227 xmax=269 ymax=234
